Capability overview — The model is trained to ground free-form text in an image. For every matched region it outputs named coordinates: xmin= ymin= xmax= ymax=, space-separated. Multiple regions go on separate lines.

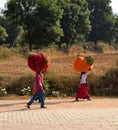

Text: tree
xmin=4 ymin=0 xmax=63 ymax=50
xmin=57 ymin=0 xmax=91 ymax=48
xmin=87 ymin=0 xmax=115 ymax=45
xmin=0 ymin=25 xmax=8 ymax=43
xmin=0 ymin=16 xmax=21 ymax=47
xmin=114 ymin=15 xmax=118 ymax=45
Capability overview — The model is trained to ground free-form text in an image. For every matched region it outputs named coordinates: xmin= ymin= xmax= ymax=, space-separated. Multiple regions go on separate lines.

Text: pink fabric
xmin=76 ymin=83 xmax=90 ymax=99
xmin=33 ymin=73 xmax=44 ymax=94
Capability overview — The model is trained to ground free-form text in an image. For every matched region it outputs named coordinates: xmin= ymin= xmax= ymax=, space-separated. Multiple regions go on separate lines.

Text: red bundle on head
xmin=28 ymin=53 xmax=50 ymax=72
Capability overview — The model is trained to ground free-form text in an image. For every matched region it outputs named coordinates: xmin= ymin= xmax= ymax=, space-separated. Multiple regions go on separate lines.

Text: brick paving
xmin=0 ymin=98 xmax=118 ymax=130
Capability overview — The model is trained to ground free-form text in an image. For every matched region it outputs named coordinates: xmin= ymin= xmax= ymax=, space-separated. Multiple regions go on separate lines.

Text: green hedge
xmin=0 ymin=68 xmax=118 ymax=97
xmin=89 ymin=68 xmax=118 ymax=96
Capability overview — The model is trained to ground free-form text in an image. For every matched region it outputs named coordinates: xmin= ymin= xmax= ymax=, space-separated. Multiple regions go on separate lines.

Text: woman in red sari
xmin=75 ymin=70 xmax=91 ymax=101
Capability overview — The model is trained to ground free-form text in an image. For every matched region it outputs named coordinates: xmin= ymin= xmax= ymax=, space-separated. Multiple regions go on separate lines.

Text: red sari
xmin=76 ymin=83 xmax=90 ymax=99
xmin=76 ymin=71 xmax=91 ymax=100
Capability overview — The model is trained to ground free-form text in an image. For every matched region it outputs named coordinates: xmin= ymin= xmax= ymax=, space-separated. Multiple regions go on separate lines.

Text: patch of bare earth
xmin=0 ymin=52 xmax=118 ymax=77
xmin=0 ymin=97 xmax=118 ymax=112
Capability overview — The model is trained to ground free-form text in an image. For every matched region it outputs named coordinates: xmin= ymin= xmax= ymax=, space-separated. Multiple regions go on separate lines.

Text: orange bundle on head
xmin=28 ymin=53 xmax=50 ymax=72
xmin=73 ymin=55 xmax=94 ymax=72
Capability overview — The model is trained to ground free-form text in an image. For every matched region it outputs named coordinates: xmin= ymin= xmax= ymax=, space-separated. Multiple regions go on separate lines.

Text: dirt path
xmin=0 ymin=97 xmax=118 ymax=112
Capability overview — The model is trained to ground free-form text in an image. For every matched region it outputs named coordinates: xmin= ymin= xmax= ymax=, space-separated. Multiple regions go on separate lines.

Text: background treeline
xmin=0 ymin=0 xmax=118 ymax=50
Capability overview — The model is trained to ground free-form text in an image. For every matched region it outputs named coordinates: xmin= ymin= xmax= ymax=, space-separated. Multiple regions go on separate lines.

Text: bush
xmin=88 ymin=68 xmax=118 ymax=96
xmin=98 ymin=42 xmax=109 ymax=51
xmin=21 ymin=87 xmax=31 ymax=95
xmin=43 ymin=80 xmax=50 ymax=95
xmin=116 ymin=57 xmax=118 ymax=66
xmin=45 ymin=72 xmax=79 ymax=96
xmin=0 ymin=76 xmax=11 ymax=89
xmin=0 ymin=73 xmax=51 ymax=96
xmin=101 ymin=68 xmax=118 ymax=96
xmin=0 ymin=47 xmax=22 ymax=60
xmin=6 ymin=74 xmax=34 ymax=95
xmin=0 ymin=88 xmax=7 ymax=96
xmin=0 ymin=47 xmax=12 ymax=60
xmin=0 ymin=68 xmax=118 ymax=97
xmin=88 ymin=73 xmax=104 ymax=96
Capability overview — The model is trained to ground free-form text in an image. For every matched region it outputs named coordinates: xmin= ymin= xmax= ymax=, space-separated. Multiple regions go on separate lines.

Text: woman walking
xmin=26 ymin=69 xmax=46 ymax=108
xmin=75 ymin=70 xmax=91 ymax=101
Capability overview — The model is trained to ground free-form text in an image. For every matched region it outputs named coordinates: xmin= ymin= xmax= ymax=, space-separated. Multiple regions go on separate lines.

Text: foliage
xmin=4 ymin=0 xmax=63 ymax=50
xmin=0 ymin=25 xmax=8 ymax=42
xmin=0 ymin=64 xmax=118 ymax=97
xmin=87 ymin=0 xmax=115 ymax=45
xmin=0 ymin=16 xmax=21 ymax=47
xmin=0 ymin=46 xmax=22 ymax=60
xmin=1 ymin=0 xmax=118 ymax=49
xmin=57 ymin=0 xmax=91 ymax=48
xmin=18 ymin=46 xmax=30 ymax=58
xmin=0 ymin=88 xmax=7 ymax=96
xmin=43 ymin=80 xmax=50 ymax=95
xmin=21 ymin=87 xmax=31 ymax=95
xmin=6 ymin=74 xmax=34 ymax=95
xmin=0 ymin=45 xmax=118 ymax=97
xmin=0 ymin=73 xmax=50 ymax=96
xmin=101 ymin=68 xmax=118 ymax=96
xmin=6 ymin=25 xmax=21 ymax=47
xmin=51 ymin=91 xmax=61 ymax=97
xmin=0 ymin=47 xmax=13 ymax=60
xmin=85 ymin=56 xmax=94 ymax=65
xmin=89 ymin=68 xmax=118 ymax=96
xmin=116 ymin=57 xmax=118 ymax=66
xmin=0 ymin=47 xmax=10 ymax=60
xmin=82 ymin=42 xmax=107 ymax=53
xmin=45 ymin=72 xmax=79 ymax=96
xmin=88 ymin=73 xmax=103 ymax=96
xmin=114 ymin=15 xmax=118 ymax=45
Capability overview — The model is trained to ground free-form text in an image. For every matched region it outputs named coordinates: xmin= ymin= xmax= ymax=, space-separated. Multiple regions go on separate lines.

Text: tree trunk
xmin=94 ymin=40 xmax=97 ymax=46
xmin=58 ymin=43 xmax=61 ymax=48
xmin=66 ymin=43 xmax=69 ymax=49
xmin=29 ymin=43 xmax=32 ymax=51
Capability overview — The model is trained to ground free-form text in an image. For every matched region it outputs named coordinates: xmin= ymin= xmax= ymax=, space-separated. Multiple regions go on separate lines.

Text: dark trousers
xmin=28 ymin=92 xmax=45 ymax=107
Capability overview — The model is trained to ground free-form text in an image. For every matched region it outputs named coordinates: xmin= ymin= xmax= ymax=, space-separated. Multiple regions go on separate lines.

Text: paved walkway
xmin=0 ymin=97 xmax=118 ymax=130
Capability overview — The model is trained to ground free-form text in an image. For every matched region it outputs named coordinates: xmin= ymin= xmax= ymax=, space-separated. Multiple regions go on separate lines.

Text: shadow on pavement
xmin=0 ymin=99 xmax=87 ymax=113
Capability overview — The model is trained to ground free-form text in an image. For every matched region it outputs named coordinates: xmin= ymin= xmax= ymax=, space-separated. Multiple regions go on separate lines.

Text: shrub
xmin=0 ymin=88 xmax=7 ymax=96
xmin=45 ymin=72 xmax=79 ymax=96
xmin=101 ymin=68 xmax=118 ymax=96
xmin=85 ymin=56 xmax=94 ymax=65
xmin=88 ymin=73 xmax=104 ymax=96
xmin=88 ymin=68 xmax=118 ymax=96
xmin=21 ymin=87 xmax=31 ymax=95
xmin=116 ymin=57 xmax=118 ymax=66
xmin=0 ymin=47 xmax=12 ymax=60
xmin=0 ymin=68 xmax=118 ymax=97
xmin=43 ymin=80 xmax=50 ymax=95
xmin=6 ymin=74 xmax=34 ymax=95
xmin=0 ymin=76 xmax=11 ymax=89
xmin=0 ymin=47 xmax=21 ymax=60
xmin=3 ymin=74 xmax=50 ymax=96
xmin=18 ymin=46 xmax=29 ymax=58
xmin=98 ymin=42 xmax=109 ymax=51
xmin=51 ymin=91 xmax=61 ymax=97
xmin=93 ymin=45 xmax=103 ymax=53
